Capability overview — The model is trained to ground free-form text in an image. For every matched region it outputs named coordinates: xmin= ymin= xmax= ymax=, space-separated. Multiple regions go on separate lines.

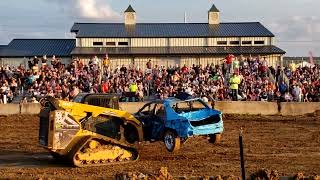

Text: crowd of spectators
xmin=0 ymin=54 xmax=319 ymax=104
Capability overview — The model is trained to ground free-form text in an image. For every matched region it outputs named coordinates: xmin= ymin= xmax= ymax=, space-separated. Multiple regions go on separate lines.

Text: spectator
xmin=101 ymin=80 xmax=109 ymax=93
xmin=225 ymin=54 xmax=234 ymax=74
xmin=229 ymin=73 xmax=241 ymax=101
xmin=31 ymin=97 xmax=39 ymax=103
xmin=129 ymin=82 xmax=138 ymax=93
xmin=0 ymin=54 xmax=318 ymax=103
xmin=284 ymin=91 xmax=293 ymax=102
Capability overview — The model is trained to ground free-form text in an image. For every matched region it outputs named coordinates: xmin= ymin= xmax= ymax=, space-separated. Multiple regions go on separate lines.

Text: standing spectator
xmin=103 ymin=54 xmax=110 ymax=71
xmin=229 ymin=72 xmax=241 ymax=101
xmin=146 ymin=59 xmax=152 ymax=69
xmin=120 ymin=65 xmax=127 ymax=74
xmin=279 ymin=81 xmax=288 ymax=95
xmin=292 ymin=84 xmax=302 ymax=102
xmin=233 ymin=57 xmax=240 ymax=74
xmin=41 ymin=55 xmax=48 ymax=68
xmin=33 ymin=56 xmax=39 ymax=66
xmin=225 ymin=54 xmax=234 ymax=74
xmin=129 ymin=81 xmax=138 ymax=93
xmin=28 ymin=58 xmax=34 ymax=69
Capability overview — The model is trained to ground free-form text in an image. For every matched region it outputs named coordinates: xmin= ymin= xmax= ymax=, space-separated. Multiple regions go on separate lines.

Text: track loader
xmin=39 ymin=96 xmax=143 ymax=167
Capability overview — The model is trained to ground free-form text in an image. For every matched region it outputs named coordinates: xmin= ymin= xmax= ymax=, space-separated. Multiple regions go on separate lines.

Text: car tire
xmin=163 ymin=130 xmax=180 ymax=152
xmin=209 ymin=133 xmax=222 ymax=144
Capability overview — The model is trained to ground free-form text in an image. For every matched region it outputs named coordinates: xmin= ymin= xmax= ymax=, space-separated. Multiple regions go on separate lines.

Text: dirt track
xmin=0 ymin=113 xmax=319 ymax=179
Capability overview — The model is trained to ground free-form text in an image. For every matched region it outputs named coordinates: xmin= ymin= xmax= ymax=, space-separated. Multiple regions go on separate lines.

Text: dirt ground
xmin=0 ymin=113 xmax=319 ymax=179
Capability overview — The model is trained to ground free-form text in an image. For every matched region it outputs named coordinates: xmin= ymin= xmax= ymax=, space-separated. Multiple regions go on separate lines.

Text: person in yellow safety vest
xmin=229 ymin=73 xmax=241 ymax=101
xmin=129 ymin=82 xmax=138 ymax=93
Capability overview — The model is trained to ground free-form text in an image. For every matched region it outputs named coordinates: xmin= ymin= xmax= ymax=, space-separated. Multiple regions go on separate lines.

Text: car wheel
xmin=209 ymin=133 xmax=222 ymax=144
xmin=163 ymin=130 xmax=180 ymax=152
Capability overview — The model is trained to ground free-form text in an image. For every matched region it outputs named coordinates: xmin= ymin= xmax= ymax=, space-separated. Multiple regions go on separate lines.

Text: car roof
xmin=149 ymin=97 xmax=202 ymax=104
xmin=77 ymin=93 xmax=122 ymax=96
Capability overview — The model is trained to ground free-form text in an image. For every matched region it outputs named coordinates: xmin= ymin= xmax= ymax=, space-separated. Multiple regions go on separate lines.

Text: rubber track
xmin=69 ymin=135 xmax=139 ymax=167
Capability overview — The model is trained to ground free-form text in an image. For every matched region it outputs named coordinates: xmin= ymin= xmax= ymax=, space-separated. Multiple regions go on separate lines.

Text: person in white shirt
xmin=292 ymin=84 xmax=302 ymax=102
xmin=92 ymin=56 xmax=99 ymax=65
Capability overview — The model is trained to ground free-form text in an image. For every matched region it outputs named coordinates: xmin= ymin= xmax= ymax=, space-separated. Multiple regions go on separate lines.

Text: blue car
xmin=134 ymin=98 xmax=223 ymax=152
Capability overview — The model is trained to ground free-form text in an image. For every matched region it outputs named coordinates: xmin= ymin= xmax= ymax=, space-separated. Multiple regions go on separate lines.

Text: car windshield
xmin=171 ymin=99 xmax=207 ymax=114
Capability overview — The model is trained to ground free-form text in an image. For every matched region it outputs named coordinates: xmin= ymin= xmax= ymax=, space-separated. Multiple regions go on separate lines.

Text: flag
xmin=309 ymin=51 xmax=315 ymax=65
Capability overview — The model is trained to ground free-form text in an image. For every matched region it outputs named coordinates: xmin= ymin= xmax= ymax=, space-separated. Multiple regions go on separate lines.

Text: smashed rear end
xmin=180 ymin=109 xmax=223 ymax=137
xmin=167 ymin=98 xmax=224 ymax=137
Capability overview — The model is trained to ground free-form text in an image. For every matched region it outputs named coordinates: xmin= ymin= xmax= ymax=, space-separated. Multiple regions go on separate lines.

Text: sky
xmin=0 ymin=0 xmax=319 ymax=56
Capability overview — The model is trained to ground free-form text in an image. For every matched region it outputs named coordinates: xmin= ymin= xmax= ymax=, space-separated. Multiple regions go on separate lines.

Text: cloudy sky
xmin=0 ymin=0 xmax=319 ymax=56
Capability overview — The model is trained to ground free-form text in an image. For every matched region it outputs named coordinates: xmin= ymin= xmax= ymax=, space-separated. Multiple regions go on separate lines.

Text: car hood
xmin=178 ymin=109 xmax=221 ymax=121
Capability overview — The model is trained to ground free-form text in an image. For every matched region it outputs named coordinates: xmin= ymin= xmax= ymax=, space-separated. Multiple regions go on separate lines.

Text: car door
xmin=150 ymin=103 xmax=166 ymax=139
xmin=136 ymin=103 xmax=156 ymax=140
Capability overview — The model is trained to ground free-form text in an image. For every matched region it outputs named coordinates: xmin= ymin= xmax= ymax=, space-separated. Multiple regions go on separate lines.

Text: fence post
xmin=239 ymin=128 xmax=246 ymax=180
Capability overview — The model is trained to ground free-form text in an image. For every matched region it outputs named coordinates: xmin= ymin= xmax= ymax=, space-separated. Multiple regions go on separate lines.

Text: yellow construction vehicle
xmin=39 ymin=96 xmax=143 ymax=167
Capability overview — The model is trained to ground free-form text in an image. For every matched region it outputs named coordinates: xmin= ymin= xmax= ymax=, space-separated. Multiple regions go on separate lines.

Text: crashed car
xmin=134 ymin=98 xmax=223 ymax=152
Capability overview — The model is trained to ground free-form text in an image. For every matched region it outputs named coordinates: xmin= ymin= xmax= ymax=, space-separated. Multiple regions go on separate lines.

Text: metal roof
xmin=71 ymin=22 xmax=274 ymax=38
xmin=0 ymin=39 xmax=76 ymax=57
xmin=0 ymin=45 xmax=6 ymax=51
xmin=209 ymin=4 xmax=219 ymax=12
xmin=71 ymin=45 xmax=285 ymax=56
xmin=125 ymin=5 xmax=135 ymax=12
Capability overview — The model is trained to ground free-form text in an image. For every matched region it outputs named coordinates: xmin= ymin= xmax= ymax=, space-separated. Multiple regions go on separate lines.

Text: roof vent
xmin=124 ymin=5 xmax=136 ymax=25
xmin=208 ymin=4 xmax=220 ymax=25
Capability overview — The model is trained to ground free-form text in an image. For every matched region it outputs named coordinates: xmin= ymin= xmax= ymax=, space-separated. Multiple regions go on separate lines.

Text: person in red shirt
xmin=101 ymin=80 xmax=109 ymax=93
xmin=226 ymin=54 xmax=234 ymax=65
xmin=225 ymin=54 xmax=234 ymax=74
xmin=181 ymin=64 xmax=188 ymax=74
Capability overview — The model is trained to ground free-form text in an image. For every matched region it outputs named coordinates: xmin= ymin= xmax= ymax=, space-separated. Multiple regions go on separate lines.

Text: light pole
xmin=99 ymin=57 xmax=103 ymax=84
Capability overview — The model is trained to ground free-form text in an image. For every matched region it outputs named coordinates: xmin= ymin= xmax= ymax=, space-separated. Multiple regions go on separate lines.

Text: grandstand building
xmin=0 ymin=4 xmax=285 ymax=69
xmin=71 ymin=4 xmax=285 ymax=70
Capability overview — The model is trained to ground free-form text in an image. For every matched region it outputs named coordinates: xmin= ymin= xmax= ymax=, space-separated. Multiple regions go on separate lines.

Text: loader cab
xmin=73 ymin=93 xmax=121 ymax=109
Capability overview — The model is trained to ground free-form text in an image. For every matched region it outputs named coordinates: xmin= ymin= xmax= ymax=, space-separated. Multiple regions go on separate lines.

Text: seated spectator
xmin=284 ymin=91 xmax=293 ymax=102
xmin=31 ymin=97 xmax=39 ymax=103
